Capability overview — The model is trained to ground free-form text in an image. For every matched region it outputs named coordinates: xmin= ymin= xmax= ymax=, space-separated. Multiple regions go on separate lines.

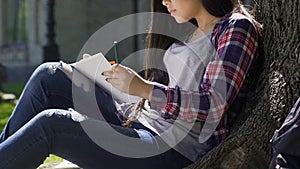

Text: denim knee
xmin=32 ymin=109 xmax=62 ymax=127
xmin=31 ymin=62 xmax=61 ymax=78
xmin=26 ymin=62 xmax=70 ymax=92
xmin=36 ymin=109 xmax=87 ymax=125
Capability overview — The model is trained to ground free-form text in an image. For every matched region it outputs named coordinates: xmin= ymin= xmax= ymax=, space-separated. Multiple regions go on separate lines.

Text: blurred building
xmin=0 ymin=0 xmax=150 ymax=84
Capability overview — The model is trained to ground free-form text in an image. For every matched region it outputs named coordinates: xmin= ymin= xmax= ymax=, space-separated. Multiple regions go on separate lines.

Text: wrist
xmin=142 ymin=81 xmax=154 ymax=100
xmin=130 ymin=77 xmax=154 ymax=100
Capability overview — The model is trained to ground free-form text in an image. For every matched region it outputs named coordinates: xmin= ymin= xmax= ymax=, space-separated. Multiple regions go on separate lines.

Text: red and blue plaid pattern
xmin=151 ymin=13 xmax=260 ymax=148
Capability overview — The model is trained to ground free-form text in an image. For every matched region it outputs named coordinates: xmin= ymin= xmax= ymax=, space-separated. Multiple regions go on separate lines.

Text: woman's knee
xmin=36 ymin=109 xmax=87 ymax=125
xmin=33 ymin=109 xmax=61 ymax=125
xmin=31 ymin=62 xmax=60 ymax=78
xmin=28 ymin=62 xmax=70 ymax=88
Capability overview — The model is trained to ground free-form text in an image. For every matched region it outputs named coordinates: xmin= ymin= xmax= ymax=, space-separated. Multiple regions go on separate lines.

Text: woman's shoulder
xmin=214 ymin=12 xmax=257 ymax=36
xmin=220 ymin=12 xmax=255 ymax=28
xmin=212 ymin=12 xmax=259 ymax=46
xmin=230 ymin=13 xmax=251 ymax=21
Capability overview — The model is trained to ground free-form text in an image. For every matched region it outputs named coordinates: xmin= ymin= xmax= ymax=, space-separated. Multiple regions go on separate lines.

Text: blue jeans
xmin=0 ymin=63 xmax=192 ymax=169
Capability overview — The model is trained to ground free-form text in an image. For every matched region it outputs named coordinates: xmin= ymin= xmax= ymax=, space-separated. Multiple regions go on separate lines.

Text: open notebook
xmin=60 ymin=53 xmax=141 ymax=103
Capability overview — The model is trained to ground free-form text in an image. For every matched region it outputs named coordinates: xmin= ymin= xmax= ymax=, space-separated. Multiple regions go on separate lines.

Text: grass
xmin=0 ymin=83 xmax=64 ymax=165
xmin=0 ymin=102 xmax=14 ymax=131
xmin=0 ymin=83 xmax=23 ymax=131
xmin=2 ymin=83 xmax=25 ymax=98
xmin=43 ymin=154 xmax=64 ymax=164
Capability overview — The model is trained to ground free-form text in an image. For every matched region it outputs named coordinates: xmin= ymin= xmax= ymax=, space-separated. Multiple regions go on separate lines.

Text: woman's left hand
xmin=102 ymin=64 xmax=153 ymax=100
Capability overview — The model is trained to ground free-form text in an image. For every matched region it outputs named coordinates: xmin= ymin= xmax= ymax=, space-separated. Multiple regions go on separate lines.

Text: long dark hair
xmin=145 ymin=0 xmax=261 ymax=84
xmin=202 ymin=0 xmax=233 ymax=17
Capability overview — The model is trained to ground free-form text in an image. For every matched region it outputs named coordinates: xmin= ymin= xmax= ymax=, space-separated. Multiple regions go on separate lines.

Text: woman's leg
xmin=0 ymin=62 xmax=120 ymax=142
xmin=0 ymin=109 xmax=192 ymax=169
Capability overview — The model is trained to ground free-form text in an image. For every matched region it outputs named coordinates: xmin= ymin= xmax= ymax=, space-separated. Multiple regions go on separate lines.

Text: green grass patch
xmin=44 ymin=154 xmax=64 ymax=163
xmin=0 ymin=102 xmax=15 ymax=131
xmin=0 ymin=83 xmax=25 ymax=131
xmin=2 ymin=83 xmax=25 ymax=98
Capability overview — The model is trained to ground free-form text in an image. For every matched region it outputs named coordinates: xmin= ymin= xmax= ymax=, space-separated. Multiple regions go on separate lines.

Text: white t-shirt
xmin=118 ymin=32 xmax=215 ymax=162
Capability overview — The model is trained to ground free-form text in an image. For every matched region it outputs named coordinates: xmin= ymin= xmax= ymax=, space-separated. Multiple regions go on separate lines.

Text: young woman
xmin=0 ymin=0 xmax=262 ymax=168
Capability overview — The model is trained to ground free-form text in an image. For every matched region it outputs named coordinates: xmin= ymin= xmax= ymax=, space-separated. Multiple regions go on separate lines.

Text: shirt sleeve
xmin=149 ymin=17 xmax=258 ymax=124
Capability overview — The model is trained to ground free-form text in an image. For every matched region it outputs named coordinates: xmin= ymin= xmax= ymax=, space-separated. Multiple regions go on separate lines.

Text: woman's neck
xmin=187 ymin=14 xmax=220 ymax=43
xmin=195 ymin=8 xmax=221 ymax=33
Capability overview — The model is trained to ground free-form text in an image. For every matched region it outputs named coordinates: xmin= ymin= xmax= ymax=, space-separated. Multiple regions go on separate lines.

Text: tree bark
xmin=187 ymin=0 xmax=300 ymax=168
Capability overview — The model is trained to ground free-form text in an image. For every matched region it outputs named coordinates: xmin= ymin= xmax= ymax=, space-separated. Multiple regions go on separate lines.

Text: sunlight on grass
xmin=44 ymin=154 xmax=64 ymax=163
xmin=0 ymin=102 xmax=14 ymax=131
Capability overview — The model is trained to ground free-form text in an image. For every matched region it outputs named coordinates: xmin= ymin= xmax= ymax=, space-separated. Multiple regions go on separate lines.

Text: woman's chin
xmin=174 ymin=16 xmax=188 ymax=24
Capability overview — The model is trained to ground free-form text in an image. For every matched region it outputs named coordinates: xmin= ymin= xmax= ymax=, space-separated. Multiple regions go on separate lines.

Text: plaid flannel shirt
xmin=150 ymin=13 xmax=260 ymax=146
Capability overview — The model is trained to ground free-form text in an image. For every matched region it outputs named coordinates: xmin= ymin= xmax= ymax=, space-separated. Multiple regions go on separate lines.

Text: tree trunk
xmin=187 ymin=0 xmax=300 ymax=168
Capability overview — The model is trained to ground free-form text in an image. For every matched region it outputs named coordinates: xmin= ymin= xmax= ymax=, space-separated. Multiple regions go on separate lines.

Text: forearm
xmin=130 ymin=78 xmax=154 ymax=100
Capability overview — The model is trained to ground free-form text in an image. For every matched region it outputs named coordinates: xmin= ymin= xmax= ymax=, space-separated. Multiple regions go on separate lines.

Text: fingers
xmin=101 ymin=70 xmax=114 ymax=76
xmin=102 ymin=64 xmax=127 ymax=75
xmin=104 ymin=76 xmax=114 ymax=84
xmin=102 ymin=64 xmax=120 ymax=84
xmin=111 ymin=63 xmax=120 ymax=72
xmin=103 ymin=74 xmax=116 ymax=84
xmin=112 ymin=64 xmax=135 ymax=75
xmin=101 ymin=64 xmax=136 ymax=85
xmin=102 ymin=65 xmax=118 ymax=77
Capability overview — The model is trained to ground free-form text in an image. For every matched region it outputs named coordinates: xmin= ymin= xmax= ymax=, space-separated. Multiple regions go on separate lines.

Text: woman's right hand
xmin=102 ymin=64 xmax=154 ymax=100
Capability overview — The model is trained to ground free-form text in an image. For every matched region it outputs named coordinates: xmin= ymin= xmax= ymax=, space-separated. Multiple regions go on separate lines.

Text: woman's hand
xmin=102 ymin=64 xmax=154 ymax=100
